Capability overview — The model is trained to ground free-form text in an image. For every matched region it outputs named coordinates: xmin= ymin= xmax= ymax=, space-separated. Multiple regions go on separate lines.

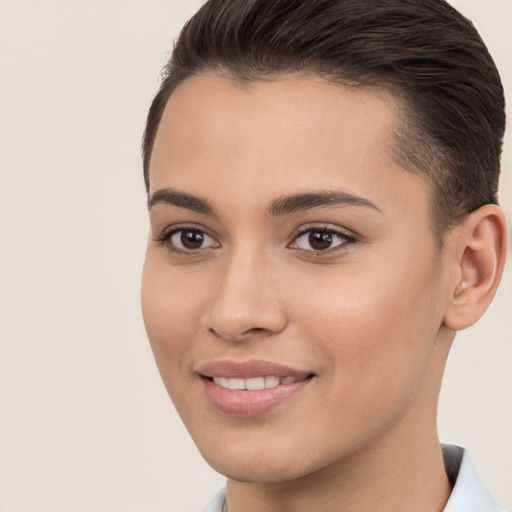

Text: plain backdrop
xmin=0 ymin=1 xmax=510 ymax=511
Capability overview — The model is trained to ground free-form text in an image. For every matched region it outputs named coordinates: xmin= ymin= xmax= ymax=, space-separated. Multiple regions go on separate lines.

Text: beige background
xmin=0 ymin=1 xmax=510 ymax=510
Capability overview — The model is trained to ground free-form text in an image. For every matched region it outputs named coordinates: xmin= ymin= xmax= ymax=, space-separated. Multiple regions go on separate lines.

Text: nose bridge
xmin=203 ymin=242 xmax=286 ymax=341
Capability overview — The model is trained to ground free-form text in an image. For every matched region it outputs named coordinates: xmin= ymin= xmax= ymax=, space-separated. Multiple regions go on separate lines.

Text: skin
xmin=141 ymin=74 xmax=507 ymax=512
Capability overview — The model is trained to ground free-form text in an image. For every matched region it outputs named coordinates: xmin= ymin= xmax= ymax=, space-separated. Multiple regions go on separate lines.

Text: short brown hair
xmin=142 ymin=0 xmax=505 ymax=236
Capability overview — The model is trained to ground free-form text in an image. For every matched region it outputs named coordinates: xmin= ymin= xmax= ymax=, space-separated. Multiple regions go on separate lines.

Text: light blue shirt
xmin=202 ymin=445 xmax=505 ymax=512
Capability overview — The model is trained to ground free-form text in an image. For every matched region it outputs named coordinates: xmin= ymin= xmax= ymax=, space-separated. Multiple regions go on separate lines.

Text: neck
xmin=226 ymin=427 xmax=451 ymax=512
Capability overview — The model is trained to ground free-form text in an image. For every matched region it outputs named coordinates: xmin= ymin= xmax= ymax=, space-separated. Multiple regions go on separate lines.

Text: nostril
xmin=203 ymin=301 xmax=288 ymax=342
xmin=207 ymin=325 xmax=273 ymax=342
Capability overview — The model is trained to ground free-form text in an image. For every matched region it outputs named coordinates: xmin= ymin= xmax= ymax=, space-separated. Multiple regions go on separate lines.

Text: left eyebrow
xmin=267 ymin=190 xmax=382 ymax=216
xmin=147 ymin=188 xmax=218 ymax=217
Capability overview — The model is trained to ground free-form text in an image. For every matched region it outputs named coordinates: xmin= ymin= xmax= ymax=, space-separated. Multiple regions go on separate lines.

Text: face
xmin=142 ymin=74 xmax=453 ymax=483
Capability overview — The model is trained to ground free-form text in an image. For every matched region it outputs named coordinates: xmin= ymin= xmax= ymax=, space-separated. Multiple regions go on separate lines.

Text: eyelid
xmin=152 ymin=222 xmax=356 ymax=256
xmin=288 ymin=224 xmax=357 ymax=252
xmin=153 ymin=223 xmax=221 ymax=254
xmin=153 ymin=222 xmax=213 ymax=241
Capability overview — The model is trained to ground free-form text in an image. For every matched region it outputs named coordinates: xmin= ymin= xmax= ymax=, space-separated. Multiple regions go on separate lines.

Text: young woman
xmin=141 ymin=1 xmax=508 ymax=510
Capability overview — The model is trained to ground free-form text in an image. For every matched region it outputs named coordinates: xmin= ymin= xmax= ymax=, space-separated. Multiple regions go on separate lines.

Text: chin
xmin=206 ymin=454 xmax=311 ymax=484
xmin=198 ymin=445 xmax=285 ymax=482
xmin=193 ymin=432 xmax=339 ymax=484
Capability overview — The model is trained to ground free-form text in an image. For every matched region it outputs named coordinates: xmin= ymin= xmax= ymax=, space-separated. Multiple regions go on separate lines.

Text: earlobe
xmin=443 ymin=204 xmax=508 ymax=331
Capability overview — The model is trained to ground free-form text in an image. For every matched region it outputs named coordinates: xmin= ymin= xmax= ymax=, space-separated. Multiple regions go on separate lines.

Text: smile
xmin=211 ymin=375 xmax=308 ymax=390
xmin=198 ymin=360 xmax=315 ymax=417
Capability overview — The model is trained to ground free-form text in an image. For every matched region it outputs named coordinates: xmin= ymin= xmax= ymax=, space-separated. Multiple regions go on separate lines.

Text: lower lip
xmin=202 ymin=377 xmax=312 ymax=417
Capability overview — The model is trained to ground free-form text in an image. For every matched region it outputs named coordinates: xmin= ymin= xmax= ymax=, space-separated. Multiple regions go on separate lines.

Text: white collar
xmin=442 ymin=444 xmax=504 ymax=511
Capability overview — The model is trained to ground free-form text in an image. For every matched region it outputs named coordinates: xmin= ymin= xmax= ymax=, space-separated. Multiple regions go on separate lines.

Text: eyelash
xmin=154 ymin=225 xmax=357 ymax=256
xmin=153 ymin=225 xmax=219 ymax=255
xmin=290 ymin=226 xmax=357 ymax=254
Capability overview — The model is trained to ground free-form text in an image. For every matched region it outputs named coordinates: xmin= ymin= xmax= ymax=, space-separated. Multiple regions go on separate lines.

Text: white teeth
xmin=245 ymin=377 xmax=265 ymax=390
xmin=264 ymin=376 xmax=280 ymax=388
xmin=214 ymin=377 xmax=229 ymax=388
xmin=212 ymin=375 xmax=301 ymax=390
xmin=228 ymin=378 xmax=245 ymax=390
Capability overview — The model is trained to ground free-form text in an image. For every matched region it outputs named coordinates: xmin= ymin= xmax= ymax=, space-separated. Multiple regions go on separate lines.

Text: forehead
xmin=149 ymin=74 xmax=430 ymax=224
xmin=151 ymin=74 xmax=399 ymax=180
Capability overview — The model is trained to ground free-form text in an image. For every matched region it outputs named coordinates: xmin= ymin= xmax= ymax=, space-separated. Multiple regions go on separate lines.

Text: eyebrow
xmin=268 ymin=190 xmax=381 ymax=216
xmin=148 ymin=187 xmax=381 ymax=217
xmin=148 ymin=188 xmax=218 ymax=217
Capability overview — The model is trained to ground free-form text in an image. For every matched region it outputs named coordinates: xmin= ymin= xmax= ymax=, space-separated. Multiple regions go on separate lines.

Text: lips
xmin=197 ymin=360 xmax=315 ymax=417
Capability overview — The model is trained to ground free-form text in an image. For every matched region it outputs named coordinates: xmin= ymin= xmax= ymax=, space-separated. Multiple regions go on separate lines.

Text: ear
xmin=443 ymin=204 xmax=508 ymax=331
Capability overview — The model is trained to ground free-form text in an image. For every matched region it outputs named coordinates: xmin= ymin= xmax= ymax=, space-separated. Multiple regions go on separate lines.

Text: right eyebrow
xmin=267 ymin=190 xmax=382 ymax=216
xmin=147 ymin=188 xmax=218 ymax=217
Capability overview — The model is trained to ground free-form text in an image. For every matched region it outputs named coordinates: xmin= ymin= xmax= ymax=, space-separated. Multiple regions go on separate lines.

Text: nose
xmin=201 ymin=247 xmax=288 ymax=343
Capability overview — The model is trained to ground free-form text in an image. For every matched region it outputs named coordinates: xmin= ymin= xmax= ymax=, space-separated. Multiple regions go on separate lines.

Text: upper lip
xmin=197 ymin=360 xmax=313 ymax=379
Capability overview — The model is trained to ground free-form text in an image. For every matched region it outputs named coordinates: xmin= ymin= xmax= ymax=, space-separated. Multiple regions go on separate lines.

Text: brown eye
xmin=308 ymin=230 xmax=333 ymax=250
xmin=169 ymin=229 xmax=218 ymax=251
xmin=292 ymin=228 xmax=353 ymax=252
xmin=181 ymin=230 xmax=205 ymax=249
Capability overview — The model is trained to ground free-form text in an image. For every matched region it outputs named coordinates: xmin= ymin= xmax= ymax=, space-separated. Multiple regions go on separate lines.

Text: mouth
xmin=197 ymin=360 xmax=315 ymax=417
xmin=206 ymin=374 xmax=311 ymax=390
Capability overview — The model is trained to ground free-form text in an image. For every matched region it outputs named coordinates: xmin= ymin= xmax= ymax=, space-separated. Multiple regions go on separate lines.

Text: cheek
xmin=141 ymin=255 xmax=203 ymax=371
xmin=291 ymin=254 xmax=444 ymax=399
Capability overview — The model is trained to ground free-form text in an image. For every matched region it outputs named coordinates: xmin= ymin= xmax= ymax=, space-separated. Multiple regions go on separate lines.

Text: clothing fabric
xmin=202 ymin=445 xmax=505 ymax=512
xmin=442 ymin=445 xmax=504 ymax=512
